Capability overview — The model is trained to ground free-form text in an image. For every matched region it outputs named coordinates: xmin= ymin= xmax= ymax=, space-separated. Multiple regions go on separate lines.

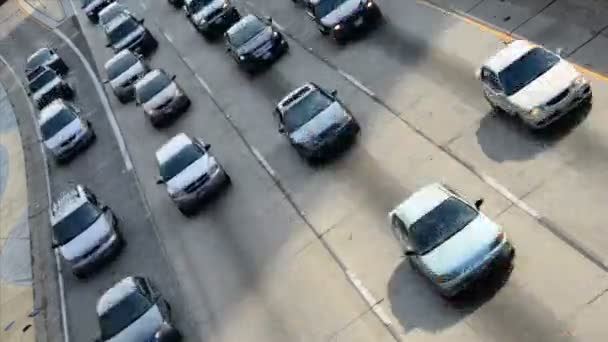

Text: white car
xmin=39 ymin=100 xmax=95 ymax=162
xmin=155 ymin=133 xmax=230 ymax=215
xmin=51 ymin=185 xmax=122 ymax=278
xmin=104 ymin=50 xmax=147 ymax=103
xmin=478 ymin=40 xmax=591 ymax=129
xmin=389 ymin=183 xmax=513 ymax=297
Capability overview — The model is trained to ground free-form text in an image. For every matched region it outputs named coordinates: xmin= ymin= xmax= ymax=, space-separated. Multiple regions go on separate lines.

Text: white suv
xmin=155 ymin=133 xmax=230 ymax=215
xmin=51 ymin=185 xmax=122 ymax=278
xmin=478 ymin=40 xmax=591 ymax=129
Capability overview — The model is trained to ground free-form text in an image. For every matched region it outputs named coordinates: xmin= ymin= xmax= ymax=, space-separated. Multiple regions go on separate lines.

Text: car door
xmin=480 ymin=68 xmax=509 ymax=112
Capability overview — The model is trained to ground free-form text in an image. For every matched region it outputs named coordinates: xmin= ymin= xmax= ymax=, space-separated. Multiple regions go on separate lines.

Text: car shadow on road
xmin=475 ymin=102 xmax=591 ymax=162
xmin=387 ymin=254 xmax=514 ymax=334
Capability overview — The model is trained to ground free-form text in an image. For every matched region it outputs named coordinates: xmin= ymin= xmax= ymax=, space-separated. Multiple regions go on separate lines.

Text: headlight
xmin=169 ymin=186 xmax=186 ymax=198
xmin=334 ymin=24 xmax=342 ymax=31
xmin=222 ymin=1 xmax=229 ymax=9
xmin=529 ymin=107 xmax=543 ymax=118
xmin=366 ymin=0 xmax=374 ymax=8
xmin=239 ymin=55 xmax=246 ymax=61
xmin=572 ymin=75 xmax=588 ymax=88
xmin=208 ymin=161 xmax=220 ymax=174
xmin=272 ymin=31 xmax=279 ymax=38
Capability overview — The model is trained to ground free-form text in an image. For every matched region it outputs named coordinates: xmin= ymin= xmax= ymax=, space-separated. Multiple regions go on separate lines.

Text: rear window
xmin=99 ymin=290 xmax=153 ymax=340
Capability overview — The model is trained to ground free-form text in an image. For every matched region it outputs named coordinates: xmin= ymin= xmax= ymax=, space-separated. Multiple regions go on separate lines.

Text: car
xmin=183 ymin=0 xmax=241 ymax=39
xmin=104 ymin=14 xmax=158 ymax=56
xmin=104 ymin=50 xmax=148 ymax=103
xmin=81 ymin=0 xmax=115 ymax=22
xmin=478 ymin=40 xmax=592 ymax=129
xmin=134 ymin=69 xmax=190 ymax=127
xmin=389 ymin=183 xmax=514 ymax=298
xmin=51 ymin=185 xmax=122 ymax=278
xmin=225 ymin=14 xmax=288 ymax=73
xmin=275 ymin=83 xmax=359 ymax=162
xmin=155 ymin=133 xmax=230 ymax=215
xmin=305 ymin=0 xmax=382 ymax=43
xmin=98 ymin=2 xmax=131 ymax=30
xmin=25 ymin=47 xmax=68 ymax=76
xmin=95 ymin=276 xmax=181 ymax=342
xmin=39 ymin=100 xmax=95 ymax=162
xmin=27 ymin=66 xmax=73 ymax=109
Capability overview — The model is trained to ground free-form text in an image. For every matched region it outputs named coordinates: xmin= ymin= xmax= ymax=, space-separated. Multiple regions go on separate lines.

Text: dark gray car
xmin=105 ymin=14 xmax=158 ymax=56
xmin=26 ymin=47 xmax=68 ymax=76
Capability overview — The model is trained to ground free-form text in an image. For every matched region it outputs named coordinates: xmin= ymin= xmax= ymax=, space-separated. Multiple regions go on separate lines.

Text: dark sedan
xmin=104 ymin=14 xmax=158 ymax=56
xmin=306 ymin=0 xmax=382 ymax=43
xmin=81 ymin=0 xmax=115 ymax=22
xmin=225 ymin=14 xmax=288 ymax=73
xmin=276 ymin=83 xmax=360 ymax=162
xmin=26 ymin=47 xmax=68 ymax=76
xmin=184 ymin=0 xmax=241 ymax=39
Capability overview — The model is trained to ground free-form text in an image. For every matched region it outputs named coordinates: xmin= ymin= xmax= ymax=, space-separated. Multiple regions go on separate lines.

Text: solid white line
xmin=0 ymin=54 xmax=70 ymax=342
xmin=274 ymin=21 xmax=285 ymax=31
xmin=53 ymin=28 xmax=133 ymax=171
xmin=251 ymin=147 xmax=277 ymax=178
xmin=481 ymin=174 xmax=541 ymax=218
xmin=141 ymin=1 xmax=148 ymax=10
xmin=162 ymin=31 xmax=174 ymax=44
xmin=194 ymin=73 xmax=213 ymax=96
xmin=345 ymin=269 xmax=393 ymax=327
xmin=337 ymin=69 xmax=376 ymax=97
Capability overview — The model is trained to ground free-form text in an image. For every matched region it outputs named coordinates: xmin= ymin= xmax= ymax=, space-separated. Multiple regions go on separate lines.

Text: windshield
xmin=314 ymin=0 xmax=349 ymax=18
xmin=228 ymin=18 xmax=266 ymax=47
xmin=80 ymin=0 xmax=93 ymax=7
xmin=108 ymin=18 xmax=139 ymax=44
xmin=27 ymin=50 xmax=52 ymax=70
xmin=187 ymin=0 xmax=213 ymax=13
xmin=41 ymin=108 xmax=77 ymax=140
xmin=408 ymin=197 xmax=478 ymax=255
xmin=28 ymin=70 xmax=56 ymax=93
xmin=107 ymin=53 xmax=137 ymax=80
xmin=283 ymin=89 xmax=333 ymax=132
xmin=136 ymin=73 xmax=171 ymax=103
xmin=99 ymin=291 xmax=153 ymax=340
xmin=53 ymin=202 xmax=101 ymax=245
xmin=100 ymin=5 xmax=125 ymax=26
xmin=499 ymin=47 xmax=560 ymax=96
xmin=159 ymin=144 xmax=204 ymax=181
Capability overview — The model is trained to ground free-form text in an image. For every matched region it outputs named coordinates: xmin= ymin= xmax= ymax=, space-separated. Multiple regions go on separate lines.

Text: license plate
xmin=354 ymin=17 xmax=364 ymax=26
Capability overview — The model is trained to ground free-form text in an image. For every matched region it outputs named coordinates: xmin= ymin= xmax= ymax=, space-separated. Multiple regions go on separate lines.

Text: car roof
xmin=96 ymin=276 xmax=139 ymax=314
xmin=105 ymin=13 xmax=133 ymax=32
xmin=277 ymin=83 xmax=317 ymax=112
xmin=135 ymin=69 xmax=165 ymax=89
xmin=50 ymin=186 xmax=87 ymax=224
xmin=391 ymin=183 xmax=451 ymax=227
xmin=227 ymin=14 xmax=261 ymax=36
xmin=27 ymin=47 xmax=52 ymax=64
xmin=155 ymin=133 xmax=193 ymax=164
xmin=483 ymin=40 xmax=535 ymax=73
xmin=104 ymin=49 xmax=136 ymax=70
xmin=39 ymin=99 xmax=69 ymax=124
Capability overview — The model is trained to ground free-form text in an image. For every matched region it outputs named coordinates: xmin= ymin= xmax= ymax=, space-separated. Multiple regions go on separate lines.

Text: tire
xmin=178 ymin=204 xmax=194 ymax=217
xmin=319 ymin=25 xmax=329 ymax=35
xmin=224 ymin=173 xmax=231 ymax=185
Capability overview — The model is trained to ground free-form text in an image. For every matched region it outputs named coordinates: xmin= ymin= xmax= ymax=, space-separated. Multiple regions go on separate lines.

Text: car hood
xmin=509 ymin=60 xmax=579 ymax=111
xmin=166 ymin=154 xmax=213 ymax=195
xmin=59 ymin=214 xmax=112 ymax=261
xmin=106 ymin=305 xmax=163 ymax=342
xmin=320 ymin=0 xmax=363 ymax=27
xmin=33 ymin=77 xmax=62 ymax=101
xmin=237 ymin=27 xmax=273 ymax=55
xmin=110 ymin=62 xmax=146 ymax=88
xmin=419 ymin=214 xmax=500 ymax=276
xmin=142 ymin=82 xmax=177 ymax=112
xmin=289 ymin=101 xmax=349 ymax=144
xmin=193 ymin=0 xmax=224 ymax=22
xmin=84 ymin=0 xmax=105 ymax=12
xmin=113 ymin=26 xmax=145 ymax=51
xmin=44 ymin=118 xmax=82 ymax=150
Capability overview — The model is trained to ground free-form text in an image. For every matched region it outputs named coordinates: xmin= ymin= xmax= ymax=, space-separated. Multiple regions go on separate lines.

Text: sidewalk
xmin=0 ymin=80 xmax=35 ymax=342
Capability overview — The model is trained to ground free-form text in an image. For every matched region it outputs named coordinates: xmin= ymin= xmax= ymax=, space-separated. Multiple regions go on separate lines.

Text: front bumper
xmin=330 ymin=3 xmax=382 ymax=41
xmin=196 ymin=7 xmax=240 ymax=36
xmin=524 ymin=84 xmax=592 ymax=129
xmin=299 ymin=119 xmax=360 ymax=160
xmin=173 ymin=167 xmax=229 ymax=208
xmin=71 ymin=232 xmax=123 ymax=276
xmin=147 ymin=95 xmax=191 ymax=126
xmin=53 ymin=124 xmax=95 ymax=161
xmin=122 ymin=31 xmax=158 ymax=56
xmin=239 ymin=37 xmax=289 ymax=72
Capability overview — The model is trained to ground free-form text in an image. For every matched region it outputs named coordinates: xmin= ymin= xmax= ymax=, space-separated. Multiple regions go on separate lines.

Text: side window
xmin=84 ymin=188 xmax=98 ymax=205
xmin=135 ymin=277 xmax=153 ymax=300
xmin=481 ymin=68 xmax=503 ymax=92
xmin=392 ymin=215 xmax=408 ymax=236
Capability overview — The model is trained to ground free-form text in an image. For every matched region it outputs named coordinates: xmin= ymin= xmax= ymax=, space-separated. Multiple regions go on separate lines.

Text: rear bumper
xmin=148 ymin=95 xmax=191 ymax=126
xmin=196 ymin=7 xmax=241 ymax=36
xmin=300 ymin=119 xmax=360 ymax=160
xmin=173 ymin=167 xmax=229 ymax=208
xmin=71 ymin=232 xmax=123 ymax=276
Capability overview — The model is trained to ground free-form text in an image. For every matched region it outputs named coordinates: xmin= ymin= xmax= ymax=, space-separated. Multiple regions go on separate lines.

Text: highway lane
xmin=72 ymin=0 xmax=608 ymax=341
xmin=0 ymin=18 xmax=195 ymax=341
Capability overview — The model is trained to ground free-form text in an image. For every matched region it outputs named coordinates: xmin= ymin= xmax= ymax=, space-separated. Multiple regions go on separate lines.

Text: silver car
xmin=478 ymin=40 xmax=592 ymax=129
xmin=389 ymin=183 xmax=514 ymax=298
xmin=135 ymin=69 xmax=190 ymax=127
xmin=155 ymin=133 xmax=230 ymax=216
xmin=104 ymin=50 xmax=147 ymax=103
xmin=27 ymin=66 xmax=73 ymax=109
xmin=95 ymin=276 xmax=181 ymax=342
xmin=39 ymin=100 xmax=95 ymax=162
xmin=51 ymin=185 xmax=122 ymax=278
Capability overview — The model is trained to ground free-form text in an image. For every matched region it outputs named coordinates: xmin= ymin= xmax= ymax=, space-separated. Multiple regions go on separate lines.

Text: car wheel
xmin=178 ymin=204 xmax=194 ymax=217
xmin=318 ymin=25 xmax=329 ymax=35
xmin=73 ymin=270 xmax=86 ymax=279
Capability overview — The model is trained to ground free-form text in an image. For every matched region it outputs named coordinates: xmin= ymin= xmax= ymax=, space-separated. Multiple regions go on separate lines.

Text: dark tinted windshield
xmin=283 ymin=89 xmax=333 ymax=132
xmin=499 ymin=47 xmax=560 ymax=96
xmin=107 ymin=53 xmax=137 ymax=80
xmin=136 ymin=72 xmax=171 ymax=103
xmin=159 ymin=144 xmax=204 ymax=181
xmin=314 ymin=0 xmax=349 ymax=18
xmin=29 ymin=70 xmax=56 ymax=93
xmin=41 ymin=108 xmax=76 ymax=140
xmin=53 ymin=202 xmax=101 ymax=245
xmin=409 ymin=197 xmax=478 ymax=255
xmin=99 ymin=291 xmax=153 ymax=340
xmin=228 ymin=17 xmax=266 ymax=47
xmin=187 ymin=0 xmax=212 ymax=13
xmin=27 ymin=50 xmax=52 ymax=70
xmin=108 ymin=18 xmax=139 ymax=44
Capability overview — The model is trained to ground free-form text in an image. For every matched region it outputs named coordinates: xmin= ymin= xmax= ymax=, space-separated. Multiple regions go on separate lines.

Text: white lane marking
xmin=162 ymin=31 xmax=174 ymax=44
xmin=481 ymin=174 xmax=541 ymax=218
xmin=141 ymin=1 xmax=148 ymax=10
xmin=345 ymin=269 xmax=393 ymax=328
xmin=251 ymin=147 xmax=277 ymax=179
xmin=195 ymin=73 xmax=214 ymax=96
xmin=273 ymin=21 xmax=285 ymax=31
xmin=337 ymin=69 xmax=376 ymax=97
xmin=0 ymin=54 xmax=70 ymax=342
xmin=53 ymin=28 xmax=133 ymax=171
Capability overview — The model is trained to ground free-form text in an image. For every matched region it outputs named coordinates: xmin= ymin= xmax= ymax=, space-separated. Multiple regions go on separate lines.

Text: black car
xmin=81 ymin=0 xmax=115 ymax=22
xmin=104 ymin=14 xmax=158 ymax=56
xmin=26 ymin=47 xmax=68 ymax=77
xmin=27 ymin=66 xmax=74 ymax=109
xmin=225 ymin=14 xmax=288 ymax=73
xmin=184 ymin=0 xmax=241 ymax=39
xmin=168 ymin=0 xmax=184 ymax=8
xmin=276 ymin=83 xmax=360 ymax=162
xmin=305 ymin=0 xmax=381 ymax=43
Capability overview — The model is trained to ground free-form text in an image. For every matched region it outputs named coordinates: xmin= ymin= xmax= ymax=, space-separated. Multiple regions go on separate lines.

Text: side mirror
xmin=135 ymin=101 xmax=141 ymax=107
xmin=203 ymin=143 xmax=211 ymax=151
xmin=265 ymin=16 xmax=273 ymax=23
xmin=101 ymin=205 xmax=110 ymax=212
xmin=105 ymin=42 xmax=111 ymax=48
xmin=555 ymin=47 xmax=564 ymax=57
xmin=171 ymin=74 xmax=177 ymax=81
xmin=51 ymin=240 xmax=59 ymax=249
xmin=102 ymin=79 xmax=109 ymax=84
xmin=330 ymin=89 xmax=338 ymax=97
xmin=474 ymin=198 xmax=484 ymax=210
xmin=138 ymin=18 xmax=145 ymax=24
xmin=306 ymin=11 xmax=314 ymax=19
xmin=474 ymin=68 xmax=481 ymax=80
xmin=156 ymin=178 xmax=165 ymax=185
xmin=278 ymin=126 xmax=285 ymax=134
xmin=404 ymin=249 xmax=416 ymax=257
